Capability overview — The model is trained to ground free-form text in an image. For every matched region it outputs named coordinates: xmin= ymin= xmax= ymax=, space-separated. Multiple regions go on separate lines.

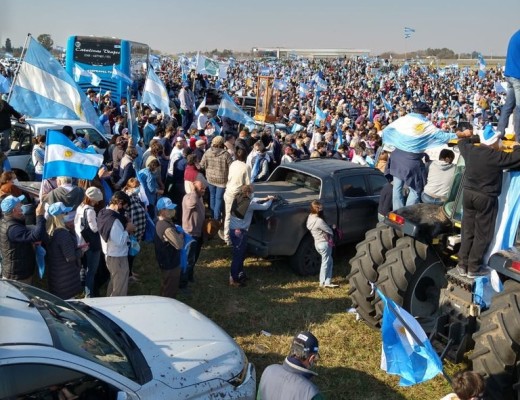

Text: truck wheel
xmin=290 ymin=234 xmax=321 ymax=276
xmin=347 ymin=223 xmax=399 ymax=329
xmin=471 ymin=280 xmax=520 ymax=400
xmin=373 ymin=236 xmax=446 ymax=329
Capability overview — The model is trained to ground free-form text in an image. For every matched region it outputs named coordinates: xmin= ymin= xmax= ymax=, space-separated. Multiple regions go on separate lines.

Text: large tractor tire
xmin=471 ymin=280 xmax=520 ymax=400
xmin=347 ymin=223 xmax=399 ymax=329
xmin=373 ymin=236 xmax=446 ymax=330
xmin=290 ymin=234 xmax=321 ymax=276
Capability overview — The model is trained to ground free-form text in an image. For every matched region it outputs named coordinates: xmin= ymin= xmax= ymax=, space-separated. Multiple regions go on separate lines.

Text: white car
xmin=8 ymin=118 xmax=110 ymax=180
xmin=0 ymin=280 xmax=256 ymax=399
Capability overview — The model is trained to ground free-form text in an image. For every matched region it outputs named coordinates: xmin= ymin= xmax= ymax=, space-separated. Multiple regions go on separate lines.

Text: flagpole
xmin=7 ymin=33 xmax=32 ymax=102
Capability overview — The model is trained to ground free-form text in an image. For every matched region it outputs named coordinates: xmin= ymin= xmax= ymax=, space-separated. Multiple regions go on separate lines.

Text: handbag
xmin=81 ymin=208 xmax=102 ymax=251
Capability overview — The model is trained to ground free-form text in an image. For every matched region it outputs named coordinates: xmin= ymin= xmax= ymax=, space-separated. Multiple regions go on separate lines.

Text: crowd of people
xmin=2 ymin=30 xmax=520 ymax=398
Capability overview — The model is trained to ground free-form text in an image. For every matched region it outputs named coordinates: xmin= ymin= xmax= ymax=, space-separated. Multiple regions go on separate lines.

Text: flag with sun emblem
xmin=43 ymin=130 xmax=103 ymax=180
xmin=377 ymin=289 xmax=443 ymax=386
xmin=9 ymin=37 xmax=102 ymax=132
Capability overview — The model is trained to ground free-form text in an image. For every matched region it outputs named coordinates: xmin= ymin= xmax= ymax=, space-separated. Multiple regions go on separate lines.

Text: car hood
xmin=79 ymin=296 xmax=245 ymax=389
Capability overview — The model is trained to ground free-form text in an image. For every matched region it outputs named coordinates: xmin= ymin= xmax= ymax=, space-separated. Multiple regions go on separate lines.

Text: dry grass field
xmin=124 ymin=238 xmax=468 ymax=400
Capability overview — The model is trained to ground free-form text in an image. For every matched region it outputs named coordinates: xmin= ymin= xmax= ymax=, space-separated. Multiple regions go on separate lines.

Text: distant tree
xmin=37 ymin=34 xmax=54 ymax=51
xmin=471 ymin=51 xmax=479 ymax=59
xmin=5 ymin=38 xmax=12 ymax=53
xmin=221 ymin=49 xmax=233 ymax=58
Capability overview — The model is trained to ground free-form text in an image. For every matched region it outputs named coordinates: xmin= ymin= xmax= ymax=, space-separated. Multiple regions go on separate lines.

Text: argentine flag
xmin=112 ymin=64 xmax=133 ymax=85
xmin=477 ymin=54 xmax=487 ymax=79
xmin=380 ymin=93 xmax=394 ymax=112
xmin=314 ymin=106 xmax=328 ymax=127
xmin=73 ymin=64 xmax=101 ymax=87
xmin=43 ymin=130 xmax=103 ymax=180
xmin=217 ymin=92 xmax=256 ymax=130
xmin=141 ymin=68 xmax=171 ymax=117
xmin=9 ymin=37 xmax=103 ymax=132
xmin=378 ymin=289 xmax=443 ymax=386
xmin=382 ymin=113 xmax=457 ymax=153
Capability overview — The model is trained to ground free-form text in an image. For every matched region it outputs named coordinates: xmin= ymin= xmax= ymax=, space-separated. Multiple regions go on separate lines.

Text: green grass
xmin=126 ymin=239 xmax=466 ymax=400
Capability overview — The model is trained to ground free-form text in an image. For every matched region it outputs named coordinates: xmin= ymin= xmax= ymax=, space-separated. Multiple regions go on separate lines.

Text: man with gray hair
xmin=43 ymin=176 xmax=85 ymax=210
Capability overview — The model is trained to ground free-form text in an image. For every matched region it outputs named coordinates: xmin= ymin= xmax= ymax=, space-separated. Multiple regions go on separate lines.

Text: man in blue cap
xmin=257 ymin=331 xmax=323 ymax=400
xmin=0 ymin=196 xmax=46 ymax=283
xmin=154 ymin=197 xmax=183 ymax=298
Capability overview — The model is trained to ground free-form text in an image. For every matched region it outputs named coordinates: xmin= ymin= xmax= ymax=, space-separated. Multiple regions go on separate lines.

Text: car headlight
xmin=228 ymin=355 xmax=249 ymax=387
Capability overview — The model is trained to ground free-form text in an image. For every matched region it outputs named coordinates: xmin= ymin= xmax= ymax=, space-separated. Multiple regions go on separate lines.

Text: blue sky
xmin=2 ymin=0 xmax=519 ymax=56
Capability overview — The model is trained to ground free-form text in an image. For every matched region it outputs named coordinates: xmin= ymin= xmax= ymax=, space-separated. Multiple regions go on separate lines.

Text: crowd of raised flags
xmin=0 ymin=34 xmax=513 ymax=389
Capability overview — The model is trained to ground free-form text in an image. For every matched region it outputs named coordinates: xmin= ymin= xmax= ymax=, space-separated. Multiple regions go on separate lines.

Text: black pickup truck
xmin=248 ymin=159 xmax=387 ymax=275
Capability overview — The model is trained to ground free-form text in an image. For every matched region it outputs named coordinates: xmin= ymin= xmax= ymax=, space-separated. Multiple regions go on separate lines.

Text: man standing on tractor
xmin=382 ymin=101 xmax=472 ymax=210
xmin=457 ymin=126 xmax=520 ymax=278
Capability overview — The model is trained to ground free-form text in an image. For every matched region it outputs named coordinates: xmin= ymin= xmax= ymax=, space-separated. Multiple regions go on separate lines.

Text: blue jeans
xmin=83 ymin=249 xmax=101 ymax=298
xmin=208 ymin=183 xmax=225 ymax=220
xmin=497 ymin=77 xmax=520 ymax=139
xmin=421 ymin=192 xmax=445 ymax=205
xmin=393 ymin=177 xmax=420 ymax=210
xmin=230 ymin=228 xmax=248 ymax=281
xmin=315 ymin=241 xmax=333 ymax=285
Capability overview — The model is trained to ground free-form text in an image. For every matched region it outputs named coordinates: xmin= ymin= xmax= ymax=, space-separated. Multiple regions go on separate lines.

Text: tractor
xmin=347 ymin=142 xmax=520 ymax=400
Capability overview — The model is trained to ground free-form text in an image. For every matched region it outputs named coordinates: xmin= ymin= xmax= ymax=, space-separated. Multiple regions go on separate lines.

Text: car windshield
xmin=11 ymin=282 xmax=137 ymax=381
xmin=76 ymin=128 xmax=107 ymax=148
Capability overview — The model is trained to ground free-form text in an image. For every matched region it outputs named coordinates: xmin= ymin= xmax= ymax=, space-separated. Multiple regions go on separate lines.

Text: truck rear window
xmin=270 ymin=169 xmax=321 ymax=193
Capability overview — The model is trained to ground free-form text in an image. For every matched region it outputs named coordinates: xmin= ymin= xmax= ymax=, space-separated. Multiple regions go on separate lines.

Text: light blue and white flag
xmin=314 ymin=105 xmax=328 ymax=127
xmin=273 ymin=79 xmax=288 ymax=92
xmin=397 ymin=63 xmax=409 ymax=78
xmin=196 ymin=53 xmax=220 ymax=77
xmin=10 ymin=37 xmax=102 ymax=131
xmin=112 ymin=64 xmax=133 ymax=85
xmin=454 ymin=81 xmax=462 ymax=92
xmin=210 ymin=118 xmax=222 ymax=135
xmin=404 ymin=27 xmax=415 ymax=39
xmin=219 ymin=62 xmax=229 ymax=79
xmin=127 ymin=94 xmax=140 ymax=144
xmin=217 ymin=92 xmax=256 ymax=130
xmin=378 ymin=289 xmax=443 ymax=386
xmin=141 ymin=68 xmax=171 ymax=117
xmin=195 ymin=96 xmax=206 ymax=117
xmin=73 ymin=64 xmax=101 ymax=87
xmin=43 ymin=130 xmax=103 ymax=180
xmin=494 ymin=81 xmax=508 ymax=94
xmin=477 ymin=54 xmax=487 ymax=79
xmin=382 ymin=113 xmax=457 ymax=153
xmin=314 ymin=72 xmax=328 ymax=92
xmin=380 ymin=93 xmax=394 ymax=112
xmin=0 ymin=75 xmax=11 ymax=93
xmin=291 ymin=123 xmax=304 ymax=133
xmin=259 ymin=66 xmax=271 ymax=76
xmin=299 ymin=82 xmax=310 ymax=98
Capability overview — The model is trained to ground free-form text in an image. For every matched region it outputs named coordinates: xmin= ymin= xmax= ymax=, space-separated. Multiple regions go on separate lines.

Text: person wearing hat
xmin=457 ymin=126 xmax=520 ymax=278
xmin=0 ymin=196 xmax=45 ymax=283
xmin=97 ymin=191 xmax=136 ymax=296
xmin=200 ymin=135 xmax=232 ymax=221
xmin=154 ymin=197 xmax=183 ymax=298
xmin=75 ymin=187 xmax=104 ymax=298
xmin=257 ymin=331 xmax=323 ymax=400
xmin=45 ymin=202 xmax=82 ymax=300
xmin=383 ymin=101 xmax=472 ymax=210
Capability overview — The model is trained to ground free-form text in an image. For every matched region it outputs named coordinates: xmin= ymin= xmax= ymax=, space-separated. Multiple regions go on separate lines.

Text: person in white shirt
xmin=97 ymin=191 xmax=136 ymax=296
xmin=197 ymin=106 xmax=210 ymax=134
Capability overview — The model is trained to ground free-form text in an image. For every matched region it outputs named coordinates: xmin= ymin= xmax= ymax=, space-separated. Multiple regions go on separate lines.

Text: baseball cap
xmin=1 ymin=195 xmax=25 ymax=213
xmin=47 ymin=202 xmax=73 ymax=216
xmin=291 ymin=331 xmax=319 ymax=355
xmin=156 ymin=197 xmax=177 ymax=211
xmin=86 ymin=187 xmax=103 ymax=202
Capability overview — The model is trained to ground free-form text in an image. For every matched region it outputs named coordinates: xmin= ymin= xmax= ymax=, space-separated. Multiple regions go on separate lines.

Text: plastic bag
xmin=473 ymin=270 xmax=503 ymax=309
xmin=128 ymin=235 xmax=140 ymax=256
